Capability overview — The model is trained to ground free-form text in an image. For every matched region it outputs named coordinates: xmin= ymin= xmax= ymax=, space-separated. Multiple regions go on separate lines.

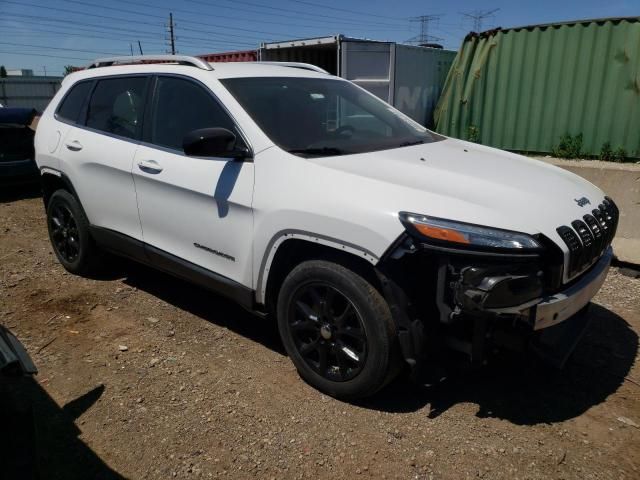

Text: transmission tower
xmin=406 ymin=15 xmax=443 ymax=45
xmin=461 ymin=8 xmax=500 ymax=33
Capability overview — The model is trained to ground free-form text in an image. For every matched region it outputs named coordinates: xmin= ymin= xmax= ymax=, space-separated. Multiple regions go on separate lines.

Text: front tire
xmin=277 ymin=260 xmax=399 ymax=399
xmin=47 ymin=189 xmax=99 ymax=275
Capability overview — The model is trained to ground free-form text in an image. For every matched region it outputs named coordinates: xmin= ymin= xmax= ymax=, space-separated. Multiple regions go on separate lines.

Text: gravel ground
xmin=1 ymin=192 xmax=639 ymax=480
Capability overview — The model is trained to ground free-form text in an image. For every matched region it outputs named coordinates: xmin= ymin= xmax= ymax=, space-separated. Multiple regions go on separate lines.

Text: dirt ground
xmin=1 ymin=190 xmax=639 ymax=480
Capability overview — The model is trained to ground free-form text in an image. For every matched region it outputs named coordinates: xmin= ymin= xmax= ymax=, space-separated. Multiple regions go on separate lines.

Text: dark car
xmin=0 ymin=107 xmax=39 ymax=184
xmin=0 ymin=324 xmax=37 ymax=377
xmin=0 ymin=325 xmax=38 ymax=479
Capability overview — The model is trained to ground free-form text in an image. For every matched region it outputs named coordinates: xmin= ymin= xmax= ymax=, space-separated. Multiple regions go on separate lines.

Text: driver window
xmin=86 ymin=76 xmax=147 ymax=139
xmin=151 ymin=76 xmax=239 ymax=152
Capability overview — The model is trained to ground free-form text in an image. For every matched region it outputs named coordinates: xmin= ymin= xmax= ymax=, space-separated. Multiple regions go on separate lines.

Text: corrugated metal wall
xmin=0 ymin=76 xmax=62 ymax=111
xmin=435 ymin=18 xmax=640 ymax=158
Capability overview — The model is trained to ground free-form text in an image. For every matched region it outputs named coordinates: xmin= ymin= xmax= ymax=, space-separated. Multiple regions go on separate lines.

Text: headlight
xmin=399 ymin=212 xmax=542 ymax=250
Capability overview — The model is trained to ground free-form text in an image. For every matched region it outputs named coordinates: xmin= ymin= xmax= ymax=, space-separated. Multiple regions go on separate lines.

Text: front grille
xmin=556 ymin=197 xmax=618 ymax=279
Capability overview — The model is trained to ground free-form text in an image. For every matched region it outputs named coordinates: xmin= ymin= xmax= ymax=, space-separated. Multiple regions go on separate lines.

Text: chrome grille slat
xmin=583 ymin=214 xmax=604 ymax=253
xmin=556 ymin=198 xmax=619 ymax=279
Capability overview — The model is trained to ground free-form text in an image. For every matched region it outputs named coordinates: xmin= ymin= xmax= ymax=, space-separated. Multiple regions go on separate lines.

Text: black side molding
xmin=90 ymin=225 xmax=146 ymax=262
xmin=145 ymin=244 xmax=254 ymax=310
xmin=89 ymin=226 xmax=255 ymax=311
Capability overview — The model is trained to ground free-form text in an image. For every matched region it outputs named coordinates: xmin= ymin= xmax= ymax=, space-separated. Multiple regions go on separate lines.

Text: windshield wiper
xmin=398 ymin=140 xmax=425 ymax=148
xmin=287 ymin=147 xmax=346 ymax=157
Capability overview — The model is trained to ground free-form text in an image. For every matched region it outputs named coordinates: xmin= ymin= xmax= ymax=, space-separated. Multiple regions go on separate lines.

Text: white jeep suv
xmin=35 ymin=55 xmax=618 ymax=399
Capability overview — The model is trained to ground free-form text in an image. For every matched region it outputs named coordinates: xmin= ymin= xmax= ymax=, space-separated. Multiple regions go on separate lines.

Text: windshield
xmin=221 ymin=77 xmax=442 ymax=157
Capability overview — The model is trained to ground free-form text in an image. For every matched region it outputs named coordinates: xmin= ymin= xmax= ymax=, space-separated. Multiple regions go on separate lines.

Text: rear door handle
xmin=65 ymin=140 xmax=83 ymax=151
xmin=137 ymin=159 xmax=163 ymax=174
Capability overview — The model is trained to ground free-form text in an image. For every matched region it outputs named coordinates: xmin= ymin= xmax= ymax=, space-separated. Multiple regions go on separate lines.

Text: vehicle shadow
xmin=0 ymin=182 xmax=41 ymax=203
xmin=0 ymin=378 xmax=124 ymax=480
xmin=97 ymin=258 xmax=637 ymax=425
xmin=361 ymin=304 xmax=638 ymax=425
xmin=117 ymin=259 xmax=286 ymax=355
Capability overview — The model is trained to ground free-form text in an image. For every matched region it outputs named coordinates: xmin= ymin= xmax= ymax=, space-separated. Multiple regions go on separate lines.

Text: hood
xmin=316 ymin=137 xmax=605 ymax=240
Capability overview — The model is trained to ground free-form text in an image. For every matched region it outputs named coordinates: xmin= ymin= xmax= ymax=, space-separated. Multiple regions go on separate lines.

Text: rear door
xmin=132 ymin=75 xmax=254 ymax=287
xmin=58 ymin=75 xmax=149 ymax=241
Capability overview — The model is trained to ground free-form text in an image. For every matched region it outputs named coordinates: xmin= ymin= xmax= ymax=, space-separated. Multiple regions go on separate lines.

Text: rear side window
xmin=56 ymin=81 xmax=92 ymax=123
xmin=150 ymin=76 xmax=237 ymax=151
xmin=86 ymin=77 xmax=147 ymax=139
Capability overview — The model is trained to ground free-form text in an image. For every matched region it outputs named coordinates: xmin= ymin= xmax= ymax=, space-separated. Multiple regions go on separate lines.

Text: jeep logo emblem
xmin=574 ymin=197 xmax=591 ymax=207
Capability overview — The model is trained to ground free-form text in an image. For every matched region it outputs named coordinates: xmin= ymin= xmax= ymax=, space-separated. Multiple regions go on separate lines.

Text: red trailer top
xmin=198 ymin=50 xmax=258 ymax=63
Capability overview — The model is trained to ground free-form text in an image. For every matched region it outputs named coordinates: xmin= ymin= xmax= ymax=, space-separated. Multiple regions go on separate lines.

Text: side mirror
xmin=182 ymin=127 xmax=250 ymax=160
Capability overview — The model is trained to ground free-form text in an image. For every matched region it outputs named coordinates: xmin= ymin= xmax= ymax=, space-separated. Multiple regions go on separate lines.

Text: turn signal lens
xmin=413 ymin=223 xmax=470 ymax=244
xmin=399 ymin=212 xmax=542 ymax=250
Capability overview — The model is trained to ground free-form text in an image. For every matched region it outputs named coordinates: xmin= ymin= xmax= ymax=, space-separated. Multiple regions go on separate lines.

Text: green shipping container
xmin=434 ymin=17 xmax=640 ymax=158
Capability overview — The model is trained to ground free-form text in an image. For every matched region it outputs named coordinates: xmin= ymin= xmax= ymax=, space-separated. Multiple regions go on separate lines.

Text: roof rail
xmin=253 ymin=61 xmax=329 ymax=74
xmin=86 ymin=55 xmax=213 ymax=71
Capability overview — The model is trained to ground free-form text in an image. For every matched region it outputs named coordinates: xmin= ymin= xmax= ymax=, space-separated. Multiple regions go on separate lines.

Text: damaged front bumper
xmin=453 ymin=247 xmax=612 ymax=331
xmin=376 ymin=234 xmax=612 ymax=373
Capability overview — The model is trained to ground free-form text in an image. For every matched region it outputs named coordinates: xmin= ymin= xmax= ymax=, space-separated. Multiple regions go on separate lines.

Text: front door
xmin=132 ymin=75 xmax=254 ymax=287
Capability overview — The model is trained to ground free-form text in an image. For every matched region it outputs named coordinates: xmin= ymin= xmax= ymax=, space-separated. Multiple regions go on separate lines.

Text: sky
xmin=0 ymin=0 xmax=638 ymax=77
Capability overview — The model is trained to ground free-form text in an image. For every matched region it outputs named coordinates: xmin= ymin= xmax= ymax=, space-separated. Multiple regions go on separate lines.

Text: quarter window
xmin=86 ymin=77 xmax=147 ymax=139
xmin=56 ymin=81 xmax=92 ymax=123
xmin=150 ymin=76 xmax=238 ymax=151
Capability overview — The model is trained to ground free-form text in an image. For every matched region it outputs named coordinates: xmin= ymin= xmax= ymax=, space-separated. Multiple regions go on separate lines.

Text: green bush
xmin=467 ymin=125 xmax=480 ymax=143
xmin=600 ymin=142 xmax=614 ymax=161
xmin=613 ymin=147 xmax=628 ymax=163
xmin=599 ymin=142 xmax=629 ymax=162
xmin=552 ymin=133 xmax=583 ymax=159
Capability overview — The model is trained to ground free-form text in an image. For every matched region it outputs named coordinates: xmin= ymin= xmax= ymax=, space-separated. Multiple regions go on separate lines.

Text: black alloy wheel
xmin=49 ymin=203 xmax=80 ymax=263
xmin=277 ymin=260 xmax=400 ymax=399
xmin=46 ymin=189 xmax=99 ymax=275
xmin=288 ymin=283 xmax=367 ymax=382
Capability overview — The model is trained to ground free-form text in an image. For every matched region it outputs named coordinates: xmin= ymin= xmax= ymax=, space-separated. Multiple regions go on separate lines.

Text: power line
xmin=8 ymin=0 xmax=301 ymax=40
xmin=2 ymin=13 xmax=165 ymax=40
xmin=284 ymin=0 xmax=405 ymax=22
xmin=0 ymin=50 xmax=92 ymax=62
xmin=185 ymin=0 xmax=407 ymax=29
xmin=0 ymin=18 xmax=257 ymax=50
xmin=3 ymin=0 xmax=277 ymax=41
xmin=103 ymin=0 xmax=407 ymax=32
xmin=1 ymin=12 xmax=261 ymax=46
xmin=0 ymin=25 xmax=167 ymax=48
xmin=1 ymin=28 xmax=252 ymax=57
xmin=0 ymin=41 xmax=124 ymax=56
xmin=461 ymin=8 xmax=500 ymax=33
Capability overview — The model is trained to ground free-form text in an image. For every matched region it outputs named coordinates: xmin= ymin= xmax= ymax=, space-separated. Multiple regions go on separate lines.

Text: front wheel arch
xmin=261 ymin=237 xmax=383 ymax=315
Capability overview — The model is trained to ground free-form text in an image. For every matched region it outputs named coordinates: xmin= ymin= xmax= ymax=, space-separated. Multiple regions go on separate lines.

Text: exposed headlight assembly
xmin=399 ymin=212 xmax=542 ymax=250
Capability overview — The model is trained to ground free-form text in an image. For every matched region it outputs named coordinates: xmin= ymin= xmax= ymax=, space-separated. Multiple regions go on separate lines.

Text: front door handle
xmin=65 ymin=140 xmax=83 ymax=151
xmin=137 ymin=159 xmax=163 ymax=174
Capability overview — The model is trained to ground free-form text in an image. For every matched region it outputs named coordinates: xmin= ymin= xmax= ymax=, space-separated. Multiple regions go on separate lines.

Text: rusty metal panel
xmin=0 ymin=76 xmax=62 ymax=111
xmin=198 ymin=50 xmax=257 ymax=63
xmin=435 ymin=17 xmax=640 ymax=158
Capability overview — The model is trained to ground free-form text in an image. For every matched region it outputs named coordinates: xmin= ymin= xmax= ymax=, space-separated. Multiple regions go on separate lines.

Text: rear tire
xmin=277 ymin=260 xmax=399 ymax=399
xmin=47 ymin=189 xmax=99 ymax=275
